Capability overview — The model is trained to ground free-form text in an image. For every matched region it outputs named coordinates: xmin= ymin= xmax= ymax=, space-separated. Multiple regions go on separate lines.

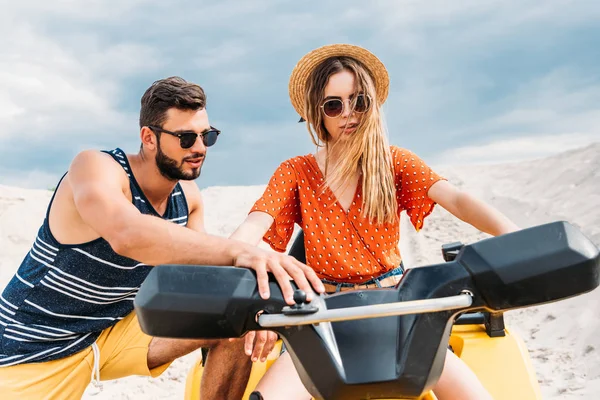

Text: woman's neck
xmin=317 ymin=141 xmax=346 ymax=167
xmin=315 ymin=144 xmax=360 ymax=182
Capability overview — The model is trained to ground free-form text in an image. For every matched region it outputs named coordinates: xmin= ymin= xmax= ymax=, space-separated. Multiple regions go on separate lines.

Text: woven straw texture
xmin=288 ymin=44 xmax=389 ymax=120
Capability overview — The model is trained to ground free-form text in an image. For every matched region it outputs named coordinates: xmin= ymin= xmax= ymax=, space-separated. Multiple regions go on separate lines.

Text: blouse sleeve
xmin=250 ymin=160 xmax=302 ymax=252
xmin=392 ymin=146 xmax=445 ymax=231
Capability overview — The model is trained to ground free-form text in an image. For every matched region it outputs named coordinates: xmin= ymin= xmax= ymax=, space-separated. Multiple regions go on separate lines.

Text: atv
xmin=134 ymin=221 xmax=600 ymax=400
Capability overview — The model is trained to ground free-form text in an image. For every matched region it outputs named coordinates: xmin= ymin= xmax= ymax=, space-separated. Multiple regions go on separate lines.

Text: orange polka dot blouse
xmin=251 ymin=146 xmax=445 ymax=284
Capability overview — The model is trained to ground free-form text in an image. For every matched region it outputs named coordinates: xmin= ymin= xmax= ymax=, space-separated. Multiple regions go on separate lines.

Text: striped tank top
xmin=0 ymin=148 xmax=189 ymax=367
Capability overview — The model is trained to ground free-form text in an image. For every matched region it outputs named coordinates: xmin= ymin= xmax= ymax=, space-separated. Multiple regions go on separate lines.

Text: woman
xmin=231 ymin=44 xmax=517 ymax=399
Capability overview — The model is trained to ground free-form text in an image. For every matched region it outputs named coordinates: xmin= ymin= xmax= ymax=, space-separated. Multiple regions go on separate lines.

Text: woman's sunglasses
xmin=148 ymin=126 xmax=221 ymax=149
xmin=320 ymin=94 xmax=372 ymax=118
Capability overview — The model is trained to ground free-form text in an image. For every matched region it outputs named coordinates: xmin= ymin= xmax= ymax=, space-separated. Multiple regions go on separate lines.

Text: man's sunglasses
xmin=320 ymin=94 xmax=372 ymax=118
xmin=148 ymin=125 xmax=221 ymax=149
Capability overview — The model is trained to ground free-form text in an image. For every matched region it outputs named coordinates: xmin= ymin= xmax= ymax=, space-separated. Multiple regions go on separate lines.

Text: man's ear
xmin=140 ymin=126 xmax=158 ymax=151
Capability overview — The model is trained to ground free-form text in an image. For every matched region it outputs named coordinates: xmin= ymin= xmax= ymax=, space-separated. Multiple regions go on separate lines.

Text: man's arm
xmin=68 ymin=150 xmax=324 ymax=303
xmin=427 ymin=180 xmax=519 ymax=236
xmin=69 ymin=151 xmax=237 ymax=266
xmin=179 ymin=180 xmax=206 ymax=234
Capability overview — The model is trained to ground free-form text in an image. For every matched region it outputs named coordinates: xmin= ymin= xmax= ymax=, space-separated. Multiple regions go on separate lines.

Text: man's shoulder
xmin=71 ymin=149 xmax=119 ymax=167
xmin=69 ymin=149 xmax=128 ymax=186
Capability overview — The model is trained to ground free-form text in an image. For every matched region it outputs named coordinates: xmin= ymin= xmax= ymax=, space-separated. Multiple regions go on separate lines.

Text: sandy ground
xmin=0 ymin=142 xmax=598 ymax=399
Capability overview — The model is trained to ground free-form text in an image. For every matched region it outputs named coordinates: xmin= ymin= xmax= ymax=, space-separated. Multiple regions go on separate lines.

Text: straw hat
xmin=288 ymin=44 xmax=390 ymax=120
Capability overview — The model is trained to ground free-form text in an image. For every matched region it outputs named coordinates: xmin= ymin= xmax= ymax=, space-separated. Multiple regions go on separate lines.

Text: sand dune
xmin=0 ymin=143 xmax=598 ymax=399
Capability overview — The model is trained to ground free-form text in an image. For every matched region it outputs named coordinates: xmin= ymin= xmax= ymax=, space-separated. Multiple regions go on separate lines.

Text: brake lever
xmin=282 ymin=290 xmax=319 ymax=315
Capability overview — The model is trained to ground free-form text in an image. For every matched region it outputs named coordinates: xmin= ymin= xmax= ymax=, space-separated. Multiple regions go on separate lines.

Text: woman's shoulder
xmin=389 ymin=145 xmax=419 ymax=163
xmin=266 ymin=154 xmax=317 ymax=182
xmin=277 ymin=154 xmax=314 ymax=169
xmin=389 ymin=145 xmax=416 ymax=157
xmin=388 ymin=146 xmax=437 ymax=177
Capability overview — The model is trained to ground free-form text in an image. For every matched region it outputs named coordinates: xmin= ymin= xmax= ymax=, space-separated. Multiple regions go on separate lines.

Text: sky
xmin=1 ymin=0 xmax=599 ymax=189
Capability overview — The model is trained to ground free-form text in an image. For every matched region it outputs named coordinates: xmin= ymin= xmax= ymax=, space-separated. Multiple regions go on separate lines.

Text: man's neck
xmin=127 ymin=151 xmax=179 ymax=214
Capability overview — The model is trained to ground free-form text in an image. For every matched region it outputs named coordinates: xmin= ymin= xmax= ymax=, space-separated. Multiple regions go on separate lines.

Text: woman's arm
xmin=229 ymin=211 xmax=275 ymax=245
xmin=230 ymin=211 xmax=296 ymax=363
xmin=427 ymin=180 xmax=519 ymax=236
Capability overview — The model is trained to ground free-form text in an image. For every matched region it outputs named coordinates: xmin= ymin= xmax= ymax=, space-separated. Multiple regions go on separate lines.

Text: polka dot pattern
xmin=393 ymin=147 xmax=444 ymax=232
xmin=250 ymin=146 xmax=444 ymax=284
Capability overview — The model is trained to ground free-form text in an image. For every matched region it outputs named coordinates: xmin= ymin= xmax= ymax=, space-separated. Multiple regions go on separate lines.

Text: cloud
xmin=434 ymin=133 xmax=599 ymax=165
xmin=193 ymin=41 xmax=251 ymax=70
xmin=0 ymin=0 xmax=599 ymax=189
xmin=0 ymin=168 xmax=60 ymax=190
xmin=0 ymin=1 xmax=165 ymax=145
xmin=437 ymin=66 xmax=600 ymax=147
xmin=5 ymin=0 xmax=148 ymax=21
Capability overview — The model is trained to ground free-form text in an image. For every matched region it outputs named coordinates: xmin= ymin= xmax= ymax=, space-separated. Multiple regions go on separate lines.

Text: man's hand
xmin=233 ymin=243 xmax=324 ymax=305
xmin=243 ymin=330 xmax=279 ymax=362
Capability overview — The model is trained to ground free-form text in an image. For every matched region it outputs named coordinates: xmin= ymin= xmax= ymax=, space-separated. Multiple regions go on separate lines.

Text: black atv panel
xmin=289 ymin=266 xmax=471 ymax=400
xmin=135 ymin=260 xmax=479 ymax=399
xmin=135 ymin=266 xmax=288 ymax=339
xmin=458 ymin=221 xmax=600 ymax=310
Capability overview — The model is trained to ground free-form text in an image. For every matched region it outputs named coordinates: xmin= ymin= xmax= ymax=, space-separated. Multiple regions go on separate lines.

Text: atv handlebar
xmin=258 ymin=292 xmax=474 ymax=327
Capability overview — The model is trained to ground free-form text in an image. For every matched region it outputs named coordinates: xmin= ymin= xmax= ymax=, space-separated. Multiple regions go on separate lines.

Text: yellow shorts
xmin=0 ymin=312 xmax=172 ymax=400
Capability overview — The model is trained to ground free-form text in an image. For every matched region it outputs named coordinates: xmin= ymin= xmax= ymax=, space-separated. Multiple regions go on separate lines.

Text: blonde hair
xmin=303 ymin=56 xmax=397 ymax=225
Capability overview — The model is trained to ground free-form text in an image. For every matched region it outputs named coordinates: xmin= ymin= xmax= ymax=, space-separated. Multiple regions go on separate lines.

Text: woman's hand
xmin=243 ymin=330 xmax=280 ymax=363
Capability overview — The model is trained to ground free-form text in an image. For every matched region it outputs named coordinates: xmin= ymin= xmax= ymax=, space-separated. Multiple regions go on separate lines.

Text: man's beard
xmin=155 ymin=141 xmax=204 ymax=181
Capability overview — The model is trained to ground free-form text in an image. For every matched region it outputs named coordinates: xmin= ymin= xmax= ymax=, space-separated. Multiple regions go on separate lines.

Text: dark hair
xmin=139 ymin=76 xmax=207 ymax=128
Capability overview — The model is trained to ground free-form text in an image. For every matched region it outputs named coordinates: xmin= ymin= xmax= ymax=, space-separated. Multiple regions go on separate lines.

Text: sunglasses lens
xmin=354 ymin=94 xmax=370 ymax=113
xmin=203 ymin=130 xmax=219 ymax=147
xmin=323 ymin=100 xmax=343 ymax=117
xmin=179 ymin=134 xmax=197 ymax=149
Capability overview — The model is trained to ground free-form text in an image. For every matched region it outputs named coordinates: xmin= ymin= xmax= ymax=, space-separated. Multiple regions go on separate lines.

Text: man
xmin=0 ymin=76 xmax=324 ymax=399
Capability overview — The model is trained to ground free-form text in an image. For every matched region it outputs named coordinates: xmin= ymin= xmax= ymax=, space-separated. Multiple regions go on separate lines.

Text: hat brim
xmin=289 ymin=44 xmax=389 ymax=121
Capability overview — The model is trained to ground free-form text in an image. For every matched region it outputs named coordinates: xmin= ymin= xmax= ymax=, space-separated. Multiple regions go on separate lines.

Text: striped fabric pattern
xmin=0 ymin=148 xmax=189 ymax=366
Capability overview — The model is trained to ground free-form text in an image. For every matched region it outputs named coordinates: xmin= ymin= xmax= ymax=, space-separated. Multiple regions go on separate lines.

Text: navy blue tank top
xmin=0 ymin=148 xmax=189 ymax=367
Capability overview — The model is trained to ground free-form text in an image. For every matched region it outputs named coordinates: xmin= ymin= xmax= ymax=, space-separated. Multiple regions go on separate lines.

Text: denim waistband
xmin=321 ymin=261 xmax=405 ymax=288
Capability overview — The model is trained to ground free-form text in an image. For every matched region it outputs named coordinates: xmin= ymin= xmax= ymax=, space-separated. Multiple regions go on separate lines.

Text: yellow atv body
xmin=183 ymin=322 xmax=541 ymax=400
